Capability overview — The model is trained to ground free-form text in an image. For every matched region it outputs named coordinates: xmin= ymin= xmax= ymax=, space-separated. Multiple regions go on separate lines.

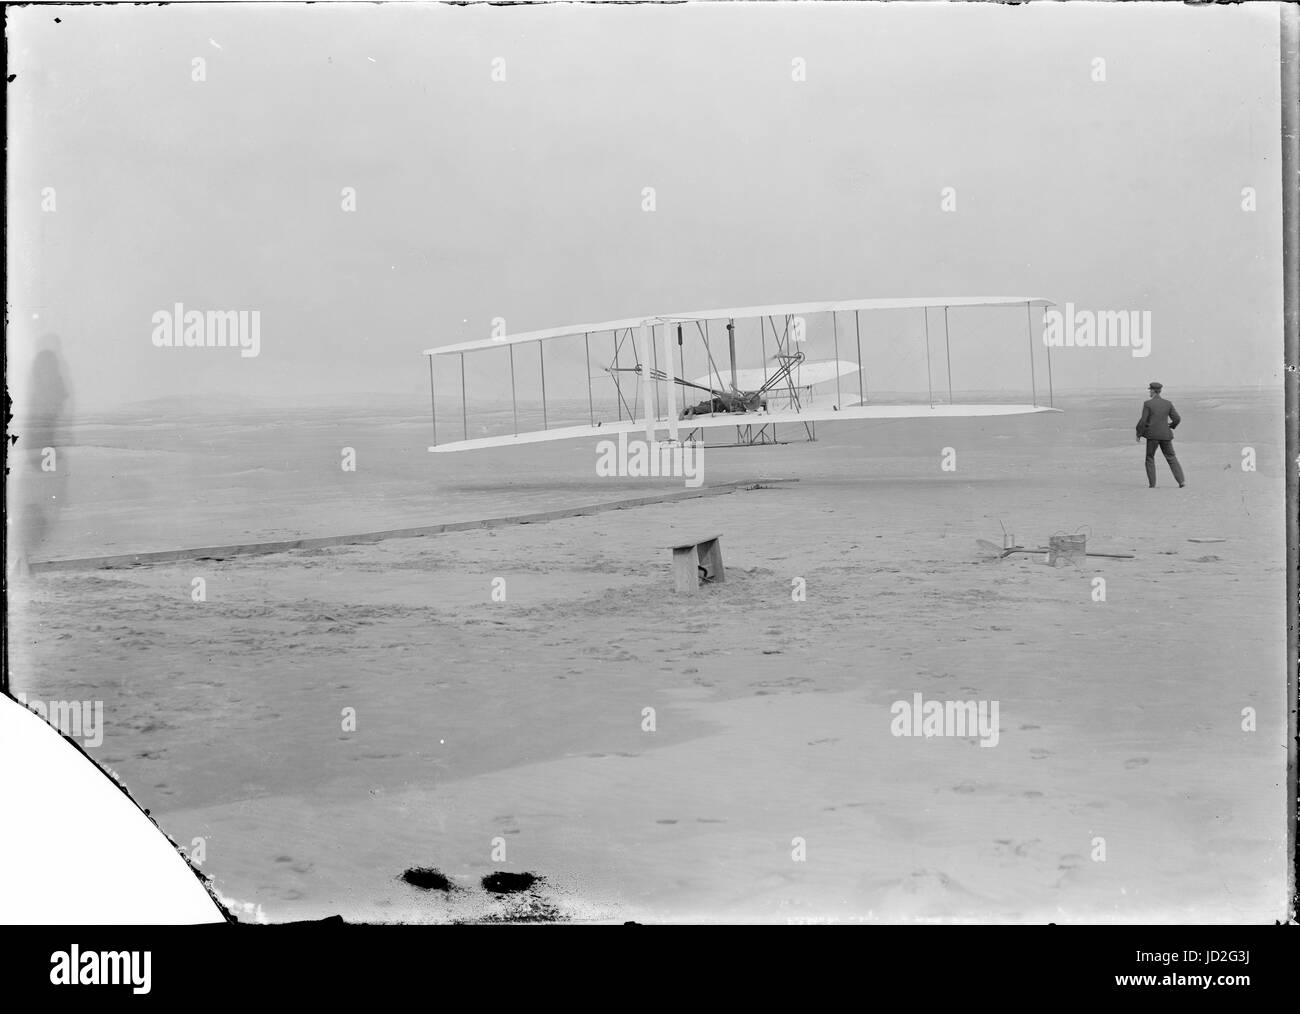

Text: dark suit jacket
xmin=1137 ymin=396 xmax=1181 ymax=440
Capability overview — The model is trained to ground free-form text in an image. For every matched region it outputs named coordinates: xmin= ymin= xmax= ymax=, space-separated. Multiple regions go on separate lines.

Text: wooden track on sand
xmin=24 ymin=479 xmax=797 ymax=574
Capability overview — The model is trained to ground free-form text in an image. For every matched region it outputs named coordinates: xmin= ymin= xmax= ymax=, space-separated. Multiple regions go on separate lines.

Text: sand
xmin=5 ymin=389 xmax=1289 ymax=922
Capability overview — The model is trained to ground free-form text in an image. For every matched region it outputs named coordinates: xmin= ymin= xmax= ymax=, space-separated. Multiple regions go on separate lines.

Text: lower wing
xmin=429 ymin=403 xmax=1059 ymax=453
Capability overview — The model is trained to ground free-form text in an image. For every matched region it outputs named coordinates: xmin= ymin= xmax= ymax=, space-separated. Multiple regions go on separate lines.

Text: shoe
xmin=1178 ymin=482 xmax=1185 ymax=488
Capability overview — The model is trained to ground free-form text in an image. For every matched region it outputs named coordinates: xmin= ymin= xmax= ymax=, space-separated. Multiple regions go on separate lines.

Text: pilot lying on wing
xmin=680 ymin=391 xmax=768 ymax=418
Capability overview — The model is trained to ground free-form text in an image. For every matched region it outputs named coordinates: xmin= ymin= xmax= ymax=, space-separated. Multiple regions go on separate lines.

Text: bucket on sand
xmin=1048 ymin=533 xmax=1087 ymax=567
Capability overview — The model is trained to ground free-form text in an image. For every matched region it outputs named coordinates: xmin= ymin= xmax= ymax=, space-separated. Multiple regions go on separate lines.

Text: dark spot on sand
xmin=481 ymin=871 xmax=540 ymax=894
xmin=402 ymin=866 xmax=455 ymax=891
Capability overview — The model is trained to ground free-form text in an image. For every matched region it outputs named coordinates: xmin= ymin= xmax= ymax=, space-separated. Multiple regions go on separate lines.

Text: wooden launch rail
xmin=25 ymin=479 xmax=797 ymax=574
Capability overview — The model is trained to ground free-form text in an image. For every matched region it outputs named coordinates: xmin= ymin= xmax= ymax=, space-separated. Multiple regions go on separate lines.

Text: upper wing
xmin=422 ymin=296 xmax=1054 ymax=357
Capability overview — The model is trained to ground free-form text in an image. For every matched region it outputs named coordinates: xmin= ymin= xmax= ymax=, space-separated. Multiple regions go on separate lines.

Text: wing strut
xmin=923 ymin=309 xmax=934 ymax=408
xmin=1044 ymin=307 xmax=1054 ymax=407
xmin=584 ymin=332 xmax=594 ymax=427
xmin=832 ymin=311 xmax=843 ymax=408
xmin=427 ymin=354 xmax=437 ymax=447
xmin=637 ymin=323 xmax=653 ymax=444
xmin=1025 ymin=301 xmax=1037 ymax=408
xmin=539 ymin=340 xmax=548 ymax=430
xmin=855 ymin=310 xmax=866 ymax=405
xmin=944 ymin=306 xmax=953 ymax=404
xmin=727 ymin=318 xmax=738 ymax=392
xmin=509 ymin=344 xmax=518 ymax=435
xmin=660 ymin=322 xmax=679 ymax=442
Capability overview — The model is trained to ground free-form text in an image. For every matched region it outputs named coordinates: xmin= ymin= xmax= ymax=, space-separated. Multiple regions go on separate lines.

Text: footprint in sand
xmin=655 ymin=819 xmax=678 ymax=825
xmin=1022 ymin=790 xmax=1044 ymax=799
xmin=1020 ymin=724 xmax=1041 ymax=731
xmin=873 ymin=869 xmax=985 ymax=917
xmin=1029 ymin=747 xmax=1051 ymax=760
xmin=1123 ymin=757 xmax=1149 ymax=770
xmin=993 ymin=838 xmax=1042 ymax=858
xmin=1055 ymin=853 xmax=1086 ymax=888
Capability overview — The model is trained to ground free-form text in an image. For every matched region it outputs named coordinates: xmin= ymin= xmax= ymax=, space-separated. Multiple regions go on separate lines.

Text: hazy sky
xmin=7 ymin=1 xmax=1285 ymax=414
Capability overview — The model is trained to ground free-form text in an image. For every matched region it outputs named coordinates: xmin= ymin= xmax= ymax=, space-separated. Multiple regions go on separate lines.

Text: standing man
xmin=1136 ymin=381 xmax=1186 ymax=488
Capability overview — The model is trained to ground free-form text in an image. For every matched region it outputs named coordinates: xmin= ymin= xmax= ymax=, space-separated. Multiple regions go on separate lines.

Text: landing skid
xmin=681 ymin=420 xmax=817 ymax=447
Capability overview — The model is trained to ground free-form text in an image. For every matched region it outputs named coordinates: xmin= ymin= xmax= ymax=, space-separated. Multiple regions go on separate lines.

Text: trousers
xmin=1145 ymin=438 xmax=1185 ymax=486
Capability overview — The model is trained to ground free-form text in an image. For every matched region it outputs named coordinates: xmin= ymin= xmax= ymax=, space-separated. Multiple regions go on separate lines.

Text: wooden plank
xmin=27 ymin=480 xmax=794 ymax=574
xmin=667 ymin=533 xmax=721 ymax=550
xmin=698 ymin=537 xmax=725 ymax=583
xmin=671 ymin=546 xmax=699 ymax=595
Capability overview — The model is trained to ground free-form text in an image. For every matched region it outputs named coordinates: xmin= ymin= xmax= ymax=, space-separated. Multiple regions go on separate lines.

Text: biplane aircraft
xmin=422 ymin=297 xmax=1059 ymax=453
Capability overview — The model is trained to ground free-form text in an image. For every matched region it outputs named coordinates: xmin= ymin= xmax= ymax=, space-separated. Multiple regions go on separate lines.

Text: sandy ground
xmin=5 ymin=390 xmax=1289 ymax=922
